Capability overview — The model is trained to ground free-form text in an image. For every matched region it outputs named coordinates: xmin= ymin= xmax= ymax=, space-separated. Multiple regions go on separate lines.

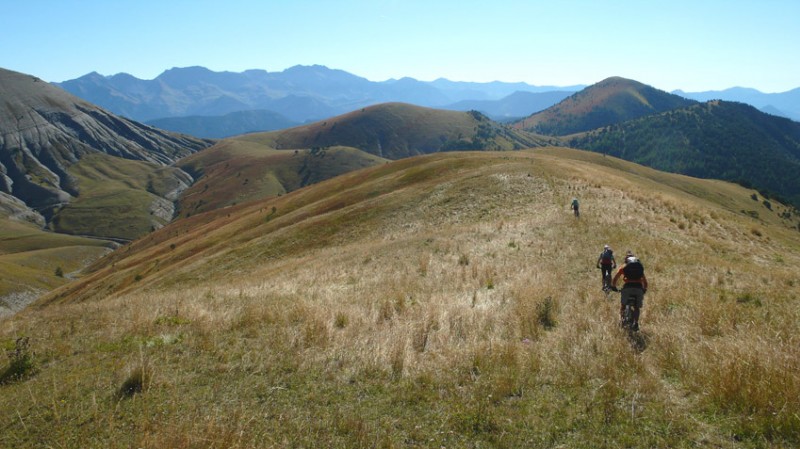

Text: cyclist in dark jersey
xmin=612 ymin=251 xmax=648 ymax=331
xmin=596 ymin=244 xmax=616 ymax=290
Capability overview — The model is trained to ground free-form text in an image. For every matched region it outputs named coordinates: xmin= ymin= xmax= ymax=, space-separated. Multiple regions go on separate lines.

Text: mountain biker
xmin=611 ymin=251 xmax=648 ymax=331
xmin=596 ymin=244 xmax=616 ymax=290
xmin=571 ymin=198 xmax=580 ymax=218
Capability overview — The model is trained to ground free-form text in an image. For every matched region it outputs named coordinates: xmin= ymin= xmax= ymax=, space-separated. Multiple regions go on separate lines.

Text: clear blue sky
xmin=2 ymin=0 xmax=798 ymax=93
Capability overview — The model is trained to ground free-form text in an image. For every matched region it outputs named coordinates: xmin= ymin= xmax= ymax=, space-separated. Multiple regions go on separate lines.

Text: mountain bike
xmin=609 ymin=286 xmax=641 ymax=332
xmin=621 ymin=300 xmax=637 ymax=331
xmin=599 ymin=266 xmax=614 ymax=294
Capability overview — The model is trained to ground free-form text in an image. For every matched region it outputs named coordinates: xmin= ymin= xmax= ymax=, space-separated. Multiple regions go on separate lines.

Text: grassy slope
xmin=176 ymin=140 xmax=388 ymax=217
xmin=52 ymin=153 xmax=190 ymax=240
xmin=0 ymin=217 xmax=111 ymax=315
xmin=2 ymin=148 xmax=799 ymax=448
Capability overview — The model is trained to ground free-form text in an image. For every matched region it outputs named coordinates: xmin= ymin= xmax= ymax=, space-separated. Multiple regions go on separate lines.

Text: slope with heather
xmin=515 ymin=76 xmax=696 ymax=136
xmin=3 ymin=148 xmax=799 ymax=447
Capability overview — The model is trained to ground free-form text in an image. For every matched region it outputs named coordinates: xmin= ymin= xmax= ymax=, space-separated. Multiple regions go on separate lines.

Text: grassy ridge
xmin=2 ymin=148 xmax=799 ymax=447
xmin=172 ymin=103 xmax=547 ymax=219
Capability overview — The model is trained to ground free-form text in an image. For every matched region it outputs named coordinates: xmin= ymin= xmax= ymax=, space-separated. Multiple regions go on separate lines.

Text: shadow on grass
xmin=627 ymin=330 xmax=648 ymax=353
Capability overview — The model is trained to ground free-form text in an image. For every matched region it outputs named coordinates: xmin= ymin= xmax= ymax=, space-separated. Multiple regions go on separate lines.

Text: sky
xmin=2 ymin=0 xmax=798 ymax=93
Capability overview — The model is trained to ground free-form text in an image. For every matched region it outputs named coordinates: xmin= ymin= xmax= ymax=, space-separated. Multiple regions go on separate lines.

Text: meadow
xmin=1 ymin=148 xmax=798 ymax=448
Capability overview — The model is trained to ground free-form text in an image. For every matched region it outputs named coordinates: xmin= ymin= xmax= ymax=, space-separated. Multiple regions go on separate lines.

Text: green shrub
xmin=0 ymin=337 xmax=36 ymax=384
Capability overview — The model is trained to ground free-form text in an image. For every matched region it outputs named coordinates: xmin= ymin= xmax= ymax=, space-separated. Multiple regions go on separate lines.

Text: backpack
xmin=623 ymin=260 xmax=644 ymax=280
xmin=600 ymin=249 xmax=613 ymax=264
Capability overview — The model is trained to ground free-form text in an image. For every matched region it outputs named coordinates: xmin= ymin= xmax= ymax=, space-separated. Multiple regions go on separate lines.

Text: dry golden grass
xmin=2 ymin=148 xmax=799 ymax=447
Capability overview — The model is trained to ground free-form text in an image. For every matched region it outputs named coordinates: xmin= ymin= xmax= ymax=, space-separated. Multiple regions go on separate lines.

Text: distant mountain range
xmin=54 ymin=65 xmax=585 ymax=136
xmin=147 ymin=109 xmax=299 ymax=139
xmin=54 ymin=65 xmax=799 ymax=140
xmin=674 ymin=87 xmax=800 ymax=121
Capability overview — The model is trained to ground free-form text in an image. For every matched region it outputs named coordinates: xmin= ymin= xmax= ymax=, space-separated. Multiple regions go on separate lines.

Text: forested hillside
xmin=568 ymin=100 xmax=800 ymax=207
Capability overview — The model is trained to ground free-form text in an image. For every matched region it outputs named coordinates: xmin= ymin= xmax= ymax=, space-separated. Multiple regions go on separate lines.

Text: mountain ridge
xmin=234 ymin=102 xmax=550 ymax=159
xmin=54 ymin=65 xmax=586 ymax=124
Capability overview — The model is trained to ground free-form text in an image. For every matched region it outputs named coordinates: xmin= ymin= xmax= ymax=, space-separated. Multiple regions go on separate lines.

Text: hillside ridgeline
xmin=237 ymin=102 xmax=550 ymax=159
xmin=0 ymin=67 xmax=214 ymax=311
xmin=515 ymin=76 xmax=696 ymax=135
xmin=172 ymin=103 xmax=549 ymax=216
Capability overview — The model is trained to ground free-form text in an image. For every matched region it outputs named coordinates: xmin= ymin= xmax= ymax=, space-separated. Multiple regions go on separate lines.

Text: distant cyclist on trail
xmin=596 ymin=244 xmax=616 ymax=291
xmin=571 ymin=197 xmax=580 ymax=218
xmin=612 ymin=251 xmax=648 ymax=331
